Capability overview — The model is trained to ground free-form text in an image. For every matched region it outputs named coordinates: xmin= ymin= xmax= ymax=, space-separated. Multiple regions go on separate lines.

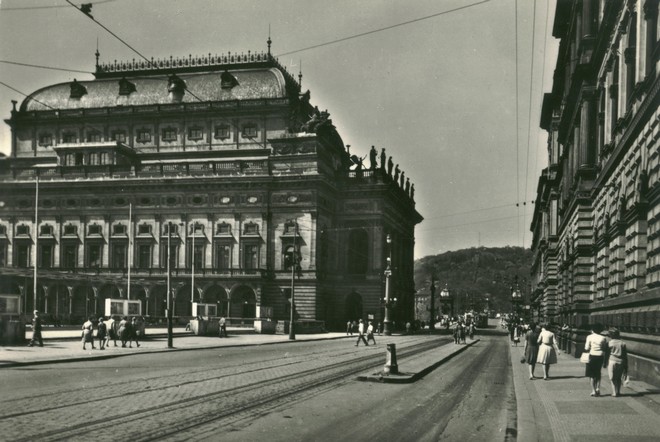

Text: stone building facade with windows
xmin=0 ymin=46 xmax=422 ymax=331
xmin=530 ymin=0 xmax=659 ymax=385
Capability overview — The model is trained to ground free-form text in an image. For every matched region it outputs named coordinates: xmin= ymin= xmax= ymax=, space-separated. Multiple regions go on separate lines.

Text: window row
xmin=4 ymin=222 xmax=248 ymax=238
xmin=1 ymin=241 xmax=301 ymax=271
xmin=39 ymin=124 xmax=259 ymax=147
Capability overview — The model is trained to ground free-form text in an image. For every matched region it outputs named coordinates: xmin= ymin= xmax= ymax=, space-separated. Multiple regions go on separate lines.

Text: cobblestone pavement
xmin=0 ymin=334 xmax=446 ymax=441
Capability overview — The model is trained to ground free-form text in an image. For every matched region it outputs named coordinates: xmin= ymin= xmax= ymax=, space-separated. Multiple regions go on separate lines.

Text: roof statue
xmin=380 ymin=148 xmax=386 ymax=171
xmin=301 ymin=106 xmax=335 ymax=134
xmin=369 ymin=146 xmax=378 ymax=170
xmin=394 ymin=164 xmax=400 ymax=182
xmin=400 ymin=171 xmax=405 ymax=188
xmin=387 ymin=156 xmax=394 ymax=176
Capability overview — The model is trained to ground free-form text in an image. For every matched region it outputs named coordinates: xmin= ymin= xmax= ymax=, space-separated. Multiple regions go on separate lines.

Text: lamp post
xmin=429 ymin=275 xmax=436 ymax=331
xmin=511 ymin=277 xmax=523 ymax=319
xmin=383 ymin=233 xmax=393 ymax=335
xmin=289 ymin=221 xmax=298 ymax=340
xmin=440 ymin=283 xmax=452 ymax=320
xmin=166 ymin=221 xmax=174 ymax=348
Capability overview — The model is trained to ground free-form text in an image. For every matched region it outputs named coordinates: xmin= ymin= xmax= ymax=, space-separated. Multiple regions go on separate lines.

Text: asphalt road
xmin=0 ymin=333 xmax=513 ymax=441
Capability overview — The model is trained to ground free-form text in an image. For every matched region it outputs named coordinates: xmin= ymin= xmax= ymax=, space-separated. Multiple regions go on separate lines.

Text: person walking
xmin=536 ymin=323 xmax=560 ymax=380
xmin=524 ymin=323 xmax=541 ymax=379
xmin=219 ymin=316 xmax=227 ymax=338
xmin=130 ymin=317 xmax=140 ymax=348
xmin=366 ymin=321 xmax=376 ymax=345
xmin=606 ymin=328 xmax=628 ymax=397
xmin=97 ymin=317 xmax=107 ymax=350
xmin=106 ymin=315 xmax=118 ymax=347
xmin=355 ymin=319 xmax=369 ymax=346
xmin=453 ymin=321 xmax=462 ymax=345
xmin=82 ymin=316 xmax=96 ymax=350
xmin=27 ymin=310 xmax=44 ymax=347
xmin=118 ymin=316 xmax=129 ymax=347
xmin=584 ymin=323 xmax=607 ymax=397
xmin=346 ymin=320 xmax=352 ymax=335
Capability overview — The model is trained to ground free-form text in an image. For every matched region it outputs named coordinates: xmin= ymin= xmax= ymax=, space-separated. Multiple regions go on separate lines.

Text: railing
xmin=0 ymin=266 xmax=268 ymax=279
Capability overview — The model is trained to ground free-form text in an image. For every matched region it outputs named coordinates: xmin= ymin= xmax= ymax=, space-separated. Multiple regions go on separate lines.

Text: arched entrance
xmin=150 ymin=285 xmax=167 ymax=318
xmin=133 ymin=287 xmax=147 ymax=317
xmin=72 ymin=285 xmax=93 ymax=322
xmin=174 ymin=286 xmax=192 ymax=317
xmin=204 ymin=285 xmax=229 ymax=317
xmin=345 ymin=291 xmax=363 ymax=322
xmin=230 ymin=286 xmax=256 ymax=319
xmin=46 ymin=283 xmax=69 ymax=324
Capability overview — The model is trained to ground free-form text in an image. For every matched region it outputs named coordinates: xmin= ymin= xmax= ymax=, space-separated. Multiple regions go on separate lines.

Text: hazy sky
xmin=0 ymin=0 xmax=558 ymax=259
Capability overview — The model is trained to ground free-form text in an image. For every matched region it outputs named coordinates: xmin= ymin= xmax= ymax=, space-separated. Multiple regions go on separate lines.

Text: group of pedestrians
xmin=81 ymin=315 xmax=141 ymax=350
xmin=521 ymin=322 xmax=629 ymax=398
xmin=452 ymin=320 xmax=475 ymax=344
xmin=354 ymin=319 xmax=377 ymax=347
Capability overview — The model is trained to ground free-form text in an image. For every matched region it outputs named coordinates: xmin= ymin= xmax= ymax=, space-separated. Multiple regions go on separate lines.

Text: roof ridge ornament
xmin=69 ymin=79 xmax=88 ymax=99
xmin=220 ymin=70 xmax=239 ymax=89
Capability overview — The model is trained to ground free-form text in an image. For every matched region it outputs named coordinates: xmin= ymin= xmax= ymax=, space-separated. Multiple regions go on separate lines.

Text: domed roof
xmin=20 ymin=68 xmax=288 ymax=112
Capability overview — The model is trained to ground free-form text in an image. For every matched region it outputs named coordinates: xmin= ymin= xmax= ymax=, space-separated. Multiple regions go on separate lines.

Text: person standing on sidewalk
xmin=27 ymin=310 xmax=43 ymax=347
xmin=355 ymin=319 xmax=369 ymax=346
xmin=82 ymin=316 xmax=95 ymax=350
xmin=606 ymin=328 xmax=628 ymax=397
xmin=218 ymin=316 xmax=227 ymax=338
xmin=523 ymin=323 xmax=541 ymax=379
xmin=536 ymin=324 xmax=560 ymax=380
xmin=584 ymin=323 xmax=607 ymax=397
xmin=130 ymin=317 xmax=141 ymax=348
xmin=106 ymin=315 xmax=118 ymax=347
xmin=97 ymin=317 xmax=107 ymax=350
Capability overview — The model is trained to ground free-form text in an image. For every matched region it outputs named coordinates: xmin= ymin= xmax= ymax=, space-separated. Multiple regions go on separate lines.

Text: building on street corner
xmin=0 ymin=41 xmax=422 ymax=332
xmin=530 ymin=0 xmax=659 ymax=386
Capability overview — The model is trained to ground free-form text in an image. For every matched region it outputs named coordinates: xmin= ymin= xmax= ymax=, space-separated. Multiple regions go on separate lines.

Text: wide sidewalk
xmin=0 ymin=327 xmax=351 ymax=367
xmin=509 ymin=342 xmax=660 ymax=442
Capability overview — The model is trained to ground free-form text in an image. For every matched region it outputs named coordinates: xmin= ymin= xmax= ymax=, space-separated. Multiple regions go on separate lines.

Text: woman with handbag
xmin=584 ymin=323 xmax=607 ymax=397
xmin=536 ymin=324 xmax=560 ymax=380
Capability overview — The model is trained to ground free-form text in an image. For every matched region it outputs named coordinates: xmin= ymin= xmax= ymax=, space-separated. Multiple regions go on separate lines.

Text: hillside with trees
xmin=414 ymin=247 xmax=532 ymax=317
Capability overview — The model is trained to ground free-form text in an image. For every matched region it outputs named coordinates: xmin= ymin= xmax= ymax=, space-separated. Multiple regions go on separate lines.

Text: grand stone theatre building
xmin=530 ymin=0 xmax=659 ymax=384
xmin=0 ymin=48 xmax=422 ymax=331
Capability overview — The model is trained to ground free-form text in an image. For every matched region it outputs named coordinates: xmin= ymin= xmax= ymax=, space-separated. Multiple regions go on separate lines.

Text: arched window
xmin=347 ymin=229 xmax=368 ymax=274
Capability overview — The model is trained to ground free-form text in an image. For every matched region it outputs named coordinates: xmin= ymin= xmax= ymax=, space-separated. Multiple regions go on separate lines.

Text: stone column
xmin=579 ymin=88 xmax=598 ymax=167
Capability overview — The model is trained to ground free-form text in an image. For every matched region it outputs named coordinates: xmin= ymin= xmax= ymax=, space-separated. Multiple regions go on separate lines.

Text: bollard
xmin=384 ymin=343 xmax=399 ymax=375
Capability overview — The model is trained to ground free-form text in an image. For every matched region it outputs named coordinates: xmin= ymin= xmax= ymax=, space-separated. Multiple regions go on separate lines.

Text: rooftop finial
xmin=95 ymin=37 xmax=100 ymax=69
xmin=298 ymin=59 xmax=302 ymax=86
xmin=267 ymin=24 xmax=272 ymax=55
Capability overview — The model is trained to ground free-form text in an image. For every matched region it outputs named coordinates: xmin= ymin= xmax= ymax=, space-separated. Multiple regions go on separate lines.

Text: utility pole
xmin=289 ymin=221 xmax=298 ymax=340
xmin=166 ymin=221 xmax=173 ymax=348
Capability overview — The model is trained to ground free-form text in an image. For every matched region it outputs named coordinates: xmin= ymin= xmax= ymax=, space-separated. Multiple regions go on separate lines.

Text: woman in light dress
xmin=537 ymin=324 xmax=560 ymax=380
xmin=584 ymin=323 xmax=607 ymax=397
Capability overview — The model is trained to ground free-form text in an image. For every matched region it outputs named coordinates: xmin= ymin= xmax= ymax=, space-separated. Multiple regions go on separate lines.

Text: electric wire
xmin=0 ymin=60 xmax=92 ymax=74
xmin=275 ymin=0 xmax=492 ymax=57
xmin=514 ymin=0 xmax=521 ymax=247
xmin=522 ymin=0 xmax=538 ymax=250
xmin=1 ymin=0 xmax=118 ymax=11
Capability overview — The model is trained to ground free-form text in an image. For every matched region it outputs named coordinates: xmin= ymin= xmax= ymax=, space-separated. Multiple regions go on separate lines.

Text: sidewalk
xmin=0 ymin=328 xmax=350 ymax=367
xmin=509 ymin=343 xmax=660 ymax=441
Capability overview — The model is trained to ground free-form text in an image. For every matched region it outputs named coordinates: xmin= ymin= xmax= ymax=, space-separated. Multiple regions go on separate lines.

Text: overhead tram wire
xmin=63 ymin=0 xmax=267 ymax=149
xmin=0 ymin=60 xmax=92 ymax=75
xmin=522 ymin=0 xmax=538 ymax=250
xmin=275 ymin=0 xmax=492 ymax=57
xmin=1 ymin=0 xmax=119 ymax=11
xmin=514 ymin=0 xmax=521 ymax=248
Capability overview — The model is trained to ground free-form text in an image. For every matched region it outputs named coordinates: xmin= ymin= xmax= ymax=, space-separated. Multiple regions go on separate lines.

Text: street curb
xmin=0 ymin=334 xmax=354 ymax=368
xmin=356 ymin=339 xmax=480 ymax=383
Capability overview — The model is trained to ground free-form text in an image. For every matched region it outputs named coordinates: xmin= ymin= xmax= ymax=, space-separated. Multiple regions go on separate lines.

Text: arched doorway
xmin=174 ymin=286 xmax=192 ymax=317
xmin=345 ymin=291 xmax=363 ymax=322
xmin=204 ymin=285 xmax=229 ymax=317
xmin=150 ymin=285 xmax=167 ymax=318
xmin=230 ymin=286 xmax=256 ymax=319
xmin=72 ymin=285 xmax=93 ymax=323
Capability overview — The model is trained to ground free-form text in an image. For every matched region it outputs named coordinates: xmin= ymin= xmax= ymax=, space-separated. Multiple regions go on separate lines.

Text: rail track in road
xmin=2 ymin=336 xmax=450 ymax=441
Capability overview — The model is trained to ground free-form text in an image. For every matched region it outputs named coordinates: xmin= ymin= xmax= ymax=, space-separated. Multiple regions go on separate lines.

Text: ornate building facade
xmin=0 ymin=45 xmax=422 ymax=331
xmin=530 ymin=0 xmax=659 ymax=385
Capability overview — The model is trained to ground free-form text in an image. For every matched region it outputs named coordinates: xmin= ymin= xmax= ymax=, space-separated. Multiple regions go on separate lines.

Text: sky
xmin=0 ymin=0 xmax=559 ymax=259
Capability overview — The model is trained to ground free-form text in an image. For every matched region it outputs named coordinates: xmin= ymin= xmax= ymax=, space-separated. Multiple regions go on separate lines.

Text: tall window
xmin=215 ymin=243 xmax=231 ymax=269
xmin=188 ymin=126 xmax=204 ymax=141
xmin=62 ymin=244 xmax=77 ymax=269
xmin=112 ymin=243 xmax=127 ymax=269
xmin=242 ymin=124 xmax=257 ymax=138
xmin=111 ymin=131 xmax=127 ymax=143
xmin=87 ymin=244 xmax=103 ymax=268
xmin=214 ymin=125 xmax=230 ymax=140
xmin=136 ymin=129 xmax=151 ymax=143
xmin=242 ymin=244 xmax=259 ymax=270
xmin=16 ymin=243 xmax=30 ymax=267
xmin=189 ymin=241 xmax=204 ymax=268
xmin=39 ymin=244 xmax=53 ymax=269
xmin=138 ymin=244 xmax=151 ymax=269
xmin=283 ymin=244 xmax=301 ymax=271
xmin=161 ymin=244 xmax=178 ymax=269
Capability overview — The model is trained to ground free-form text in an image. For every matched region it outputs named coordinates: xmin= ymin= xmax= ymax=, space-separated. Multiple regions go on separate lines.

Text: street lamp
xmin=440 ymin=283 xmax=452 ymax=320
xmin=166 ymin=221 xmax=174 ymax=348
xmin=383 ymin=233 xmax=393 ymax=335
xmin=428 ymin=275 xmax=436 ymax=331
xmin=511 ymin=279 xmax=523 ymax=318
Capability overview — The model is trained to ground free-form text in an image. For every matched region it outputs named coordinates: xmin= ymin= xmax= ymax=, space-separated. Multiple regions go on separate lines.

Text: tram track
xmin=6 ymin=337 xmax=448 ymax=441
